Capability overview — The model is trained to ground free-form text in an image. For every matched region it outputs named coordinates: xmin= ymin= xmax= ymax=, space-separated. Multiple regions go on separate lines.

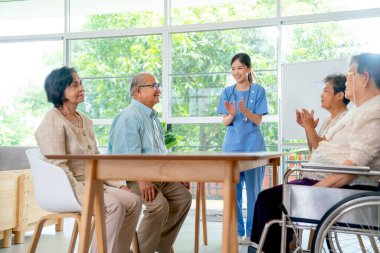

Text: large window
xmin=1 ymin=0 xmax=380 ymax=152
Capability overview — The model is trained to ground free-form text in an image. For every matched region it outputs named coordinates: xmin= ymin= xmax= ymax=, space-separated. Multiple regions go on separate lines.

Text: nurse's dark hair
xmin=44 ymin=66 xmax=77 ymax=108
xmin=350 ymin=53 xmax=380 ymax=89
xmin=324 ymin=74 xmax=350 ymax=105
xmin=231 ymin=53 xmax=258 ymax=84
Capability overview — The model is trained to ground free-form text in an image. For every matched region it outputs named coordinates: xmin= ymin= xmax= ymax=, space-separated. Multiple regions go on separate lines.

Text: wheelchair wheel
xmin=312 ymin=192 xmax=380 ymax=253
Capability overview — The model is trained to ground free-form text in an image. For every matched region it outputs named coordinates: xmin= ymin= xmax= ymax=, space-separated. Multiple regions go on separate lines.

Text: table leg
xmin=78 ymin=160 xmax=97 ymax=253
xmin=194 ymin=182 xmax=201 ymax=253
xmin=94 ymin=179 xmax=106 ymax=253
xmin=200 ymin=182 xmax=208 ymax=245
xmin=230 ymin=180 xmax=238 ymax=251
xmin=222 ymin=163 xmax=233 ymax=253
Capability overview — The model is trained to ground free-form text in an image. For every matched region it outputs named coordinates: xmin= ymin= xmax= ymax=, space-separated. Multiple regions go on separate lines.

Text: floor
xmin=0 ymin=200 xmax=251 ymax=253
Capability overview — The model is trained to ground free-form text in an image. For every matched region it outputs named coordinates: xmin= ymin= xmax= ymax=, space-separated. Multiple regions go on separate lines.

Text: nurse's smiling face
xmin=231 ymin=59 xmax=251 ymax=85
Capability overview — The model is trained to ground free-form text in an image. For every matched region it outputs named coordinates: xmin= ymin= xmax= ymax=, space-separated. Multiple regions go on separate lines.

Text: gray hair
xmin=350 ymin=53 xmax=380 ymax=89
xmin=129 ymin=72 xmax=153 ymax=96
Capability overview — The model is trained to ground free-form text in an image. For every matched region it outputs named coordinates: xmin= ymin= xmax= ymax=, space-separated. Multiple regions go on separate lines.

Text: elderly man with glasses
xmin=108 ymin=72 xmax=192 ymax=253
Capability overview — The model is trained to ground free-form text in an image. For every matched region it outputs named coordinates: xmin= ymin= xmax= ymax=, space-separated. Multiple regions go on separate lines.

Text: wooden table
xmin=46 ymin=151 xmax=286 ymax=253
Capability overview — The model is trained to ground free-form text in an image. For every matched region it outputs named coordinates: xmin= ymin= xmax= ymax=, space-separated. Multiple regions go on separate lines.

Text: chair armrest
xmin=301 ymin=163 xmax=370 ymax=173
xmin=283 ymin=163 xmax=379 ymax=184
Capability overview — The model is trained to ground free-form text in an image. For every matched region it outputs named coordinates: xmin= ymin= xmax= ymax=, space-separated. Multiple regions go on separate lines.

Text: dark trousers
xmin=250 ymin=178 xmax=318 ymax=253
xmin=250 ymin=178 xmax=378 ymax=253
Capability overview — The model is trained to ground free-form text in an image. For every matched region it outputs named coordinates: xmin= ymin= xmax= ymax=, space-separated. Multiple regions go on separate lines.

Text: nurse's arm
xmin=243 ymin=110 xmax=263 ymax=125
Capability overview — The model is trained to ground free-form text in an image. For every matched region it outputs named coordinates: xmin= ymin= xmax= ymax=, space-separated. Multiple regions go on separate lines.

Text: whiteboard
xmin=281 ymin=59 xmax=348 ymax=140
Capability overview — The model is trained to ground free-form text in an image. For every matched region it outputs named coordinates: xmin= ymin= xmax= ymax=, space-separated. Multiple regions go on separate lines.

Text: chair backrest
xmin=26 ymin=148 xmax=82 ymax=213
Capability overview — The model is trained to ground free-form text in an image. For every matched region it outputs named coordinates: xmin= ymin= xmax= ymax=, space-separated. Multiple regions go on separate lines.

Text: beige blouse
xmin=35 ymin=108 xmax=123 ymax=202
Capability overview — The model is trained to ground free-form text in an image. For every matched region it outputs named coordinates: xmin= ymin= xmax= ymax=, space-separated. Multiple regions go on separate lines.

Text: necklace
xmin=70 ymin=113 xmax=82 ymax=128
xmin=59 ymin=109 xmax=82 ymax=128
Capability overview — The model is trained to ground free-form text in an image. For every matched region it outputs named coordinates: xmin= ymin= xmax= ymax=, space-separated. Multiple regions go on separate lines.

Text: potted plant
xmin=161 ymin=121 xmax=184 ymax=150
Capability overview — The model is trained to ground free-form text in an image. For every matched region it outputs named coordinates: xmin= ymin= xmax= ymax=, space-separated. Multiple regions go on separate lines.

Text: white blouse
xmin=305 ymin=95 xmax=380 ymax=187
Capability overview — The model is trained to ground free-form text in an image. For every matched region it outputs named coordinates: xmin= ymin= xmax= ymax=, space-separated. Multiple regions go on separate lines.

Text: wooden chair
xmin=194 ymin=182 xmax=208 ymax=253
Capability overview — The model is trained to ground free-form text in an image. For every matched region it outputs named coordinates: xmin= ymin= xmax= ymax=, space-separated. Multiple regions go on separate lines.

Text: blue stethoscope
xmin=228 ymin=84 xmax=256 ymax=123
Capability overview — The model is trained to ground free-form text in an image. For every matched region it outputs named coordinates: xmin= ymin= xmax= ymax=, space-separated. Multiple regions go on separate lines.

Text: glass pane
xmin=171 ymin=27 xmax=277 ymax=117
xmin=172 ymin=27 xmax=277 ymax=74
xmin=171 ymin=0 xmax=276 ymax=25
xmin=0 ymin=41 xmax=63 ymax=145
xmin=170 ymin=74 xmax=225 ymax=117
xmin=94 ymin=125 xmax=112 ymax=147
xmin=77 ymin=78 xmax=131 ymax=120
xmin=261 ymin=122 xmax=279 ymax=148
xmin=170 ymin=123 xmax=225 ymax=152
xmin=70 ymin=36 xmax=162 ymax=78
xmin=0 ymin=0 xmax=63 ymax=36
xmin=283 ymin=18 xmax=380 ymax=63
xmin=282 ymin=0 xmax=380 ymax=16
xmin=258 ymin=71 xmax=278 ymax=115
xmin=70 ymin=0 xmax=164 ymax=32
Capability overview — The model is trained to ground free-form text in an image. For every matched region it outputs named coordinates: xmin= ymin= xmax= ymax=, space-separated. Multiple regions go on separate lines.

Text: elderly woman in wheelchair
xmin=249 ymin=53 xmax=380 ymax=253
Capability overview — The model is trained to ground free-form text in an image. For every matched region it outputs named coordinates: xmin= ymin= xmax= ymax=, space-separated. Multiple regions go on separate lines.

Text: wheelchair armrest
xmin=301 ymin=163 xmax=370 ymax=173
xmin=283 ymin=163 xmax=372 ymax=184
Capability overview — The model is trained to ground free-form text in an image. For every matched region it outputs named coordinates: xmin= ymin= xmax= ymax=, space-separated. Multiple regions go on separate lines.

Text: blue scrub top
xmin=217 ymin=83 xmax=268 ymax=152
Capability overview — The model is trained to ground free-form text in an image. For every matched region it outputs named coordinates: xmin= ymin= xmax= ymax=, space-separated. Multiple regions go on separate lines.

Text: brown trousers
xmin=90 ymin=186 xmax=142 ymax=253
xmin=129 ymin=182 xmax=192 ymax=253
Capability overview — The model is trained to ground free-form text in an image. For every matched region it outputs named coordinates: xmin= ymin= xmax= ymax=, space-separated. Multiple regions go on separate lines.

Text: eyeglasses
xmin=345 ymin=71 xmax=356 ymax=79
xmin=138 ymin=83 xmax=161 ymax=91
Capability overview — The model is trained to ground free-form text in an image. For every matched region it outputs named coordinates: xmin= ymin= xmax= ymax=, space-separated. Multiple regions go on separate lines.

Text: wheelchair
xmin=256 ymin=163 xmax=380 ymax=253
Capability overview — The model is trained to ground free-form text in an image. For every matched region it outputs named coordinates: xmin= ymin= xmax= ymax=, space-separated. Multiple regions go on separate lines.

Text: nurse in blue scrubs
xmin=217 ymin=53 xmax=268 ymax=244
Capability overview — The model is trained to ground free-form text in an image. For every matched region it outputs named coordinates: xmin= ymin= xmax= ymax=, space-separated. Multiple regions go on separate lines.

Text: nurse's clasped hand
xmin=224 ymin=101 xmax=236 ymax=116
xmin=238 ymin=97 xmax=250 ymax=115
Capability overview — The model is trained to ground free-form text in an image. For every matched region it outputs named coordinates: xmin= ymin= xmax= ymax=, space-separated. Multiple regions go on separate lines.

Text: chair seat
xmin=283 ymin=184 xmax=368 ymax=222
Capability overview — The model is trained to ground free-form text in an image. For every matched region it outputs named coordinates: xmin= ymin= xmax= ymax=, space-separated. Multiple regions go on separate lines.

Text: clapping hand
xmin=296 ymin=109 xmax=304 ymax=127
xmin=238 ymin=97 xmax=248 ymax=115
xmin=300 ymin=109 xmax=319 ymax=130
xmin=224 ymin=101 xmax=236 ymax=116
